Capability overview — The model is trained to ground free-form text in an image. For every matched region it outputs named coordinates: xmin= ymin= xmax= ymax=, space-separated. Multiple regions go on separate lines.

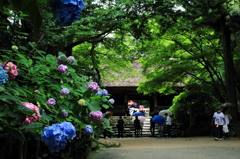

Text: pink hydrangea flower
xmin=22 ymin=102 xmax=41 ymax=125
xmin=58 ymin=64 xmax=68 ymax=73
xmin=86 ymin=82 xmax=99 ymax=93
xmin=0 ymin=62 xmax=18 ymax=79
xmin=34 ymin=90 xmax=40 ymax=93
xmin=89 ymin=111 xmax=103 ymax=122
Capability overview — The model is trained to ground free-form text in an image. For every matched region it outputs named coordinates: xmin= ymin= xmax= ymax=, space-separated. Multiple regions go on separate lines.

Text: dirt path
xmin=101 ymin=136 xmax=240 ymax=149
xmin=90 ymin=137 xmax=240 ymax=159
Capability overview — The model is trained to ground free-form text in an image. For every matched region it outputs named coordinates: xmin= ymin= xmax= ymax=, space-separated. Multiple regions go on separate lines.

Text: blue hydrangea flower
xmin=109 ymin=98 xmax=115 ymax=104
xmin=85 ymin=125 xmax=93 ymax=135
xmin=51 ymin=0 xmax=85 ymax=26
xmin=0 ymin=66 xmax=8 ymax=85
xmin=102 ymin=89 xmax=108 ymax=96
xmin=41 ymin=121 xmax=76 ymax=152
xmin=95 ymin=91 xmax=102 ymax=96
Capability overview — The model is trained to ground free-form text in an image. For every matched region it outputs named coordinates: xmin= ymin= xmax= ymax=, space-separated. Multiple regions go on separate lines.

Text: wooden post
xmin=124 ymin=94 xmax=128 ymax=116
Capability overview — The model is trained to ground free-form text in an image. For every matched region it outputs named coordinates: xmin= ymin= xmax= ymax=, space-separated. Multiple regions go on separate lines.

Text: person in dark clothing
xmin=117 ymin=116 xmax=124 ymax=138
xmin=150 ymin=116 xmax=156 ymax=137
xmin=134 ymin=116 xmax=141 ymax=137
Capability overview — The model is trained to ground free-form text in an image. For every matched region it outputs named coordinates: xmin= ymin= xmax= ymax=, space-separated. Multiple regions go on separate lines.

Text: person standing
xmin=157 ymin=123 xmax=163 ymax=138
xmin=211 ymin=107 xmax=225 ymax=141
xmin=103 ymin=114 xmax=112 ymax=139
xmin=165 ymin=113 xmax=171 ymax=138
xmin=134 ymin=116 xmax=141 ymax=137
xmin=150 ymin=116 xmax=156 ymax=137
xmin=117 ymin=116 xmax=124 ymax=138
xmin=223 ymin=109 xmax=232 ymax=139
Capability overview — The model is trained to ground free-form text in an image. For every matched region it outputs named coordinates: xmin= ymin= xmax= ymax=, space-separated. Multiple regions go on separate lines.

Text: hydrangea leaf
xmin=19 ymin=122 xmax=43 ymax=129
xmin=101 ymin=104 xmax=109 ymax=109
xmin=4 ymin=127 xmax=25 ymax=141
xmin=86 ymin=101 xmax=100 ymax=112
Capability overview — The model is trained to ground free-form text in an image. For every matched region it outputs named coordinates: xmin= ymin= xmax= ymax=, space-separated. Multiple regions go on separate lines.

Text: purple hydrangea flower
xmin=85 ymin=125 xmax=93 ymax=135
xmin=60 ymin=88 xmax=70 ymax=95
xmin=41 ymin=121 xmax=76 ymax=152
xmin=51 ymin=0 xmax=85 ymax=26
xmin=47 ymin=98 xmax=56 ymax=105
xmin=86 ymin=82 xmax=99 ymax=93
xmin=89 ymin=111 xmax=103 ymax=122
xmin=67 ymin=56 xmax=75 ymax=64
xmin=0 ymin=66 xmax=8 ymax=85
xmin=57 ymin=55 xmax=67 ymax=64
xmin=109 ymin=98 xmax=115 ymax=104
xmin=61 ymin=110 xmax=68 ymax=118
xmin=102 ymin=89 xmax=108 ymax=96
xmin=58 ymin=64 xmax=68 ymax=73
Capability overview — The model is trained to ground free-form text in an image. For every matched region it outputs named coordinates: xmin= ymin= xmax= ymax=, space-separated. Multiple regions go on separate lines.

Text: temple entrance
xmin=127 ymin=99 xmax=150 ymax=116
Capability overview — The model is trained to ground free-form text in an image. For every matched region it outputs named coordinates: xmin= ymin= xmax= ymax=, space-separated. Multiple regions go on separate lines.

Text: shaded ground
xmin=90 ymin=137 xmax=240 ymax=159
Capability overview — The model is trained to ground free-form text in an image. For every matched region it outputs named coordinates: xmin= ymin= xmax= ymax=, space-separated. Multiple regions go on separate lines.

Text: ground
xmin=90 ymin=137 xmax=240 ymax=159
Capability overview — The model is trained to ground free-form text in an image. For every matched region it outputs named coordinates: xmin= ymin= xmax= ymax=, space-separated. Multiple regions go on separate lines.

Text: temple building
xmin=102 ymin=61 xmax=178 ymax=116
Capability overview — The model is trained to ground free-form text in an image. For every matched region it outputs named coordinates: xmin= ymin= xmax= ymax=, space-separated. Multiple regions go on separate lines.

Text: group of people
xmin=108 ymin=107 xmax=232 ymax=140
xmin=150 ymin=113 xmax=172 ymax=138
xmin=132 ymin=113 xmax=172 ymax=138
xmin=212 ymin=107 xmax=232 ymax=141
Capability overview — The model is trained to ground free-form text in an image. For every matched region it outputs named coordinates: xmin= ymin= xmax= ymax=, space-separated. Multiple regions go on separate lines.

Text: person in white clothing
xmin=212 ymin=107 xmax=225 ymax=141
xmin=165 ymin=113 xmax=171 ymax=138
xmin=223 ymin=109 xmax=232 ymax=139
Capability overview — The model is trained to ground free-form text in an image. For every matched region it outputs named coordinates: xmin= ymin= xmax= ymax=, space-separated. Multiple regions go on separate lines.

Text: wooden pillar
xmin=154 ymin=93 xmax=157 ymax=111
xmin=124 ymin=94 xmax=128 ymax=116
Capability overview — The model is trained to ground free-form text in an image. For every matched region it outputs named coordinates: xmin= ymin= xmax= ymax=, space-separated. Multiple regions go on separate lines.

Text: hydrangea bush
xmin=51 ymin=0 xmax=85 ymax=26
xmin=0 ymin=45 xmax=115 ymax=156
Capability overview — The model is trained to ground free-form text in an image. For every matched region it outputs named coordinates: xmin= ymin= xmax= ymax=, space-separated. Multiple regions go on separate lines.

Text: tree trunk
xmin=221 ymin=16 xmax=239 ymax=123
xmin=190 ymin=106 xmax=195 ymax=128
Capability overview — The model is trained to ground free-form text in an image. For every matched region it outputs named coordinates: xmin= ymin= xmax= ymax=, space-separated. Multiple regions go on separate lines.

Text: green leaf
xmin=19 ymin=122 xmax=43 ymax=129
xmin=18 ymin=103 xmax=35 ymax=116
xmin=0 ymin=95 xmax=18 ymax=104
xmin=83 ymin=89 xmax=93 ymax=99
xmin=101 ymin=104 xmax=109 ymax=109
xmin=0 ymin=86 xmax=6 ymax=92
xmin=4 ymin=127 xmax=25 ymax=141
xmin=40 ymin=109 xmax=53 ymax=121
xmin=86 ymin=101 xmax=100 ymax=111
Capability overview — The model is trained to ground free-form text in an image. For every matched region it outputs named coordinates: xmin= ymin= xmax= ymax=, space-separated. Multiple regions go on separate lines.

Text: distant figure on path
xmin=134 ymin=116 xmax=141 ymax=137
xmin=150 ymin=116 xmax=156 ymax=137
xmin=140 ymin=121 xmax=144 ymax=137
xmin=103 ymin=113 xmax=112 ymax=139
xmin=211 ymin=107 xmax=225 ymax=141
xmin=165 ymin=113 xmax=171 ymax=138
xmin=117 ymin=116 xmax=124 ymax=138
xmin=223 ymin=109 xmax=231 ymax=139
xmin=157 ymin=123 xmax=163 ymax=138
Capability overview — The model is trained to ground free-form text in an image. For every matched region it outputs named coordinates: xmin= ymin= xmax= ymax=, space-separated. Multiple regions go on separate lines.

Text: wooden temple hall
xmin=102 ymin=62 xmax=176 ymax=116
